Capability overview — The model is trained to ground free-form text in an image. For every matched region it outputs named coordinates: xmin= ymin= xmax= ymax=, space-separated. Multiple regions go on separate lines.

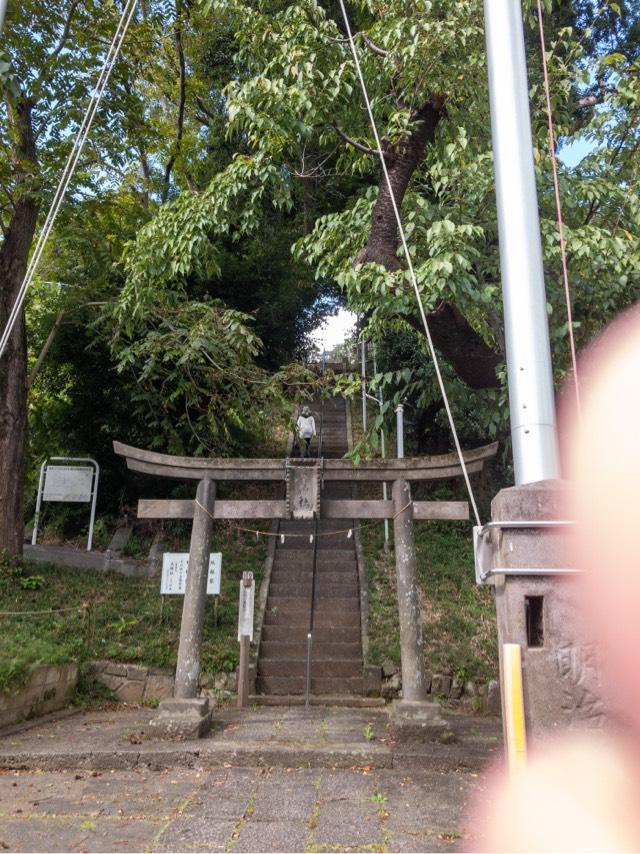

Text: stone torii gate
xmin=114 ymin=440 xmax=497 ymax=737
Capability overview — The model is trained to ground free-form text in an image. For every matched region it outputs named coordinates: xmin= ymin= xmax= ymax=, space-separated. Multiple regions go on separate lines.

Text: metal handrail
xmin=305 ymin=394 xmax=325 ymax=707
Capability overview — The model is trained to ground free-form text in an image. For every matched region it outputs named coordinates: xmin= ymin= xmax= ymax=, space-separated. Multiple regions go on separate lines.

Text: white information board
xmin=238 ymin=575 xmax=255 ymax=641
xmin=160 ymin=553 xmax=222 ymax=596
xmin=43 ymin=466 xmax=94 ymax=502
xmin=32 ymin=457 xmax=99 ymax=551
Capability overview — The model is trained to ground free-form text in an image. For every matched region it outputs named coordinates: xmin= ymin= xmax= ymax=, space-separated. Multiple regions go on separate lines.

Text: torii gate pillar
xmin=391 ymin=479 xmax=447 ymax=736
xmin=150 ymin=478 xmax=216 ymax=739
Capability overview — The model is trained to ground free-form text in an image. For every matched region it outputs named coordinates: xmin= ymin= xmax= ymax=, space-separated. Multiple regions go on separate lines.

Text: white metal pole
xmin=361 ymin=339 xmax=367 ymax=433
xmin=87 ymin=460 xmax=100 ymax=551
xmin=0 ymin=0 xmax=8 ymax=36
xmin=395 ymin=404 xmax=404 ymax=459
xmin=484 ymin=0 xmax=559 ymax=485
xmin=32 ymin=460 xmax=48 ymax=546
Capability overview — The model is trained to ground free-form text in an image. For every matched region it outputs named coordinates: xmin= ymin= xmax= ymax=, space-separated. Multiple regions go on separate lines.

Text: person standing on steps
xmin=296 ymin=405 xmax=316 ymax=458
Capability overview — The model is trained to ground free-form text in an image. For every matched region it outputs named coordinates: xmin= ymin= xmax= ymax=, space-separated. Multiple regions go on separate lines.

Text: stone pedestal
xmin=390 ymin=699 xmax=447 ymax=742
xmin=148 ymin=697 xmax=210 ymax=740
xmin=491 ymin=480 xmax=606 ymax=745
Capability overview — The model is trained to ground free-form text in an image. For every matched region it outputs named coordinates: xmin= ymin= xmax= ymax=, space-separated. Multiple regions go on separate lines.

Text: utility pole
xmin=478 ymin=1 xmax=595 ymax=752
xmin=484 ymin=0 xmax=558 ymax=485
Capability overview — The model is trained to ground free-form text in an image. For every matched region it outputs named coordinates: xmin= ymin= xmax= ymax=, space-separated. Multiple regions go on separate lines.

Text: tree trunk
xmin=0 ymin=99 xmax=39 ymax=556
xmin=357 ymin=99 xmax=502 ymax=389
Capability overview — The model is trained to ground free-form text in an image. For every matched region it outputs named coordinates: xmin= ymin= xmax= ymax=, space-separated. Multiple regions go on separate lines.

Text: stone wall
xmin=92 ymin=661 xmax=174 ymax=704
xmin=92 ymin=661 xmax=237 ymax=705
xmin=0 ymin=663 xmax=78 ymax=729
xmin=380 ymin=660 xmax=501 ymax=714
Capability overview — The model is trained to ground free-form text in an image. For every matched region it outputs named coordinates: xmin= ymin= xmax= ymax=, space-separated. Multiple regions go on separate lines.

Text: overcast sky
xmin=311 ymin=308 xmax=357 ymax=352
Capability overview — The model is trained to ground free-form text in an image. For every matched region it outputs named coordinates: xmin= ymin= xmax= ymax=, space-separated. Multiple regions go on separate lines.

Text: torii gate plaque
xmin=114 ymin=440 xmax=497 ymax=738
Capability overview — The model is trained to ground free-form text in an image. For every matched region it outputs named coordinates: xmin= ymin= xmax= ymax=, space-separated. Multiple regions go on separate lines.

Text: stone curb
xmin=0 ymin=740 xmax=393 ymax=772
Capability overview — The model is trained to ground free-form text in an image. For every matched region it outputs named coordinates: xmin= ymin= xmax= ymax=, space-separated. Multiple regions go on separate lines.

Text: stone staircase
xmin=256 ymin=397 xmax=365 ymax=698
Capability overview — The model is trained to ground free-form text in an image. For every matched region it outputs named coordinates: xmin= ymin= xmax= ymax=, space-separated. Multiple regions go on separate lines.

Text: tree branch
xmin=34 ymin=0 xmax=84 ymax=89
xmin=332 ymin=124 xmax=380 ymax=158
xmin=162 ymin=8 xmax=187 ymax=200
xmin=362 ymin=34 xmax=387 ymax=57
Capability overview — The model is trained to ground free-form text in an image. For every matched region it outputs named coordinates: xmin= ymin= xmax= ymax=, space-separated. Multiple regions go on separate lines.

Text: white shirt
xmin=296 ymin=414 xmax=316 ymax=439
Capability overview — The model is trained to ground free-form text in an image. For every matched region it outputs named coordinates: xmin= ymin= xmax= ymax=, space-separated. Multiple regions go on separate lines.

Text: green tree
xmin=1 ymin=0 xmax=224 ymax=553
xmin=122 ymin=0 xmax=638 ymax=445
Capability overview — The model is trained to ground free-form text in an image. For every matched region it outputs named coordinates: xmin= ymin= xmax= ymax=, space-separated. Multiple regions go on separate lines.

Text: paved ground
xmin=0 ymin=705 xmax=502 ymax=852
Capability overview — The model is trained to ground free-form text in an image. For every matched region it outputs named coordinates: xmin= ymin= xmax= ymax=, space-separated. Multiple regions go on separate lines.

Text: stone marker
xmin=489 ymin=480 xmax=606 ymax=745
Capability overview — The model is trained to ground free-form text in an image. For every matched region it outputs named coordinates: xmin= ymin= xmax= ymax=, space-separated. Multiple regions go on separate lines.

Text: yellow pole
xmin=502 ymin=643 xmax=527 ymax=773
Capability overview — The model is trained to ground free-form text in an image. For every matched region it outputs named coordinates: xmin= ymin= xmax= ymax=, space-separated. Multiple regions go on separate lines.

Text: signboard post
xmin=32 ymin=457 xmax=99 ymax=551
xmin=237 ymin=571 xmax=255 ymax=708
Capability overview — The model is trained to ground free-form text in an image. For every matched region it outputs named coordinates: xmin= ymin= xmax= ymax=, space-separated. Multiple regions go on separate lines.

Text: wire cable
xmin=0 ymin=0 xmax=138 ymax=361
xmin=337 ymin=0 xmax=482 ymax=527
xmin=536 ymin=0 xmax=581 ymax=418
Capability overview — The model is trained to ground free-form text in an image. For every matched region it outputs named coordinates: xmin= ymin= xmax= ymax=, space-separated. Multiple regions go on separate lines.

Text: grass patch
xmin=362 ymin=517 xmax=498 ymax=683
xmin=0 ymin=522 xmax=267 ymax=693
xmin=349 ymin=398 xmax=498 ymax=683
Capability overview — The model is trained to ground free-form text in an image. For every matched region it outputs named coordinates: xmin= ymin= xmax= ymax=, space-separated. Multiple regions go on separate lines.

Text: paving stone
xmin=319 ymin=768 xmax=381 ymax=801
xmin=251 ymin=781 xmax=316 ymax=821
xmin=314 ymin=798 xmax=383 ymax=847
xmin=232 ymin=819 xmax=310 ymax=852
xmin=0 ymin=817 xmax=161 ymax=852
xmin=0 ymin=705 xmax=501 ymax=852
xmin=385 ymin=830 xmax=462 ymax=853
xmin=154 ymin=817 xmax=236 ymax=852
xmin=384 ymin=770 xmax=474 ymax=833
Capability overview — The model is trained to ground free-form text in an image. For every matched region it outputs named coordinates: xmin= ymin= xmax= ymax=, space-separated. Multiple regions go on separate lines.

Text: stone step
xmin=269 ymin=575 xmax=359 ymax=588
xmin=251 ymin=694 xmax=385 ymax=708
xmin=255 ymin=676 xmax=364 ymax=696
xmin=271 ymin=563 xmax=358 ymax=584
xmin=269 ymin=582 xmax=358 ymax=598
xmin=263 ymin=610 xmax=360 ymax=628
xmin=264 ymin=598 xmax=360 ymax=627
xmin=261 ymin=625 xmax=361 ymax=644
xmin=278 ymin=520 xmax=354 ymax=533
xmin=265 ymin=609 xmax=360 ymax=630
xmin=259 ymin=641 xmax=362 ymax=660
xmin=272 ymin=561 xmax=357 ymax=576
xmin=266 ymin=598 xmax=359 ymax=614
xmin=257 ymin=659 xmax=362 ymax=678
xmin=274 ymin=554 xmax=357 ymax=568
xmin=278 ymin=539 xmax=354 ymax=551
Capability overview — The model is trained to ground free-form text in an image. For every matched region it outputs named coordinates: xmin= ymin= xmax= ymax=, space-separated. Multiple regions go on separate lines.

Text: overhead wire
xmin=336 ymin=0 xmax=482 ymax=527
xmin=536 ymin=0 xmax=581 ymax=418
xmin=0 ymin=0 xmax=139 ymax=361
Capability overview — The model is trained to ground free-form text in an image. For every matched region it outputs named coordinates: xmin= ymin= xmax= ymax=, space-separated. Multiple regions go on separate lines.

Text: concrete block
xmin=143 ymin=673 xmax=174 ymax=702
xmin=148 ymin=697 xmax=210 ymax=739
xmin=390 ymin=699 xmax=448 ymax=742
xmin=431 ymin=673 xmax=451 ymax=696
xmin=104 ymin=662 xmax=127 ymax=678
xmin=363 ymin=665 xmax=382 ymax=697
xmin=116 ymin=680 xmax=145 ymax=704
xmin=486 ymin=680 xmax=501 ymax=716
xmin=99 ymin=674 xmax=125 ymax=693
xmin=449 ymin=678 xmax=463 ymax=700
xmin=108 ymin=524 xmax=134 ymax=554
xmin=126 ymin=665 xmax=148 ymax=682
xmin=28 ymin=666 xmax=47 ymax=687
xmin=381 ymin=673 xmax=401 ymax=700
xmin=381 ymin=659 xmax=397 ymax=678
